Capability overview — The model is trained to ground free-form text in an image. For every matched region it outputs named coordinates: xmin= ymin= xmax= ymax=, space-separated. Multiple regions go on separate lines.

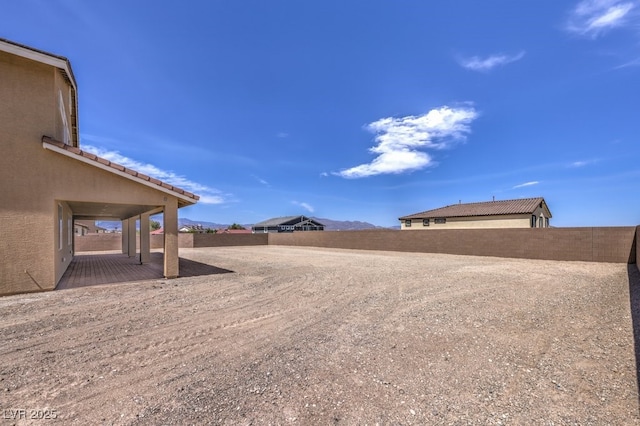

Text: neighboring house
xmin=252 ymin=216 xmax=325 ymax=233
xmin=179 ymin=224 xmax=208 ymax=233
xmin=399 ymin=198 xmax=552 ymax=230
xmin=74 ymin=220 xmax=106 ymax=235
xmin=74 ymin=222 xmax=90 ymax=236
xmin=0 ymin=38 xmax=199 ymax=296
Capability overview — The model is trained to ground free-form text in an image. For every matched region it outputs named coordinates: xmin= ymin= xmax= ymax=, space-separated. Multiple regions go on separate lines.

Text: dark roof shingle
xmin=253 ymin=216 xmax=325 ymax=228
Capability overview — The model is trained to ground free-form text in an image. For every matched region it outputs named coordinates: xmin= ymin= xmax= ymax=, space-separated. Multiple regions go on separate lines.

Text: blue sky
xmin=3 ymin=1 xmax=640 ymax=227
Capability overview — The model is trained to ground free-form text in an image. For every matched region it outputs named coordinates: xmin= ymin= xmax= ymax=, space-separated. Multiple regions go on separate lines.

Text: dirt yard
xmin=1 ymin=246 xmax=638 ymax=425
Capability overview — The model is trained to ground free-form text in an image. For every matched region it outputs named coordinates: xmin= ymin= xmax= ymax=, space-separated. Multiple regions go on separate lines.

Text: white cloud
xmin=458 ymin=51 xmax=526 ymax=72
xmin=614 ymin=57 xmax=640 ymax=69
xmin=82 ymin=145 xmax=226 ymax=204
xmin=566 ymin=0 xmax=636 ymax=37
xmin=569 ymin=159 xmax=600 ymax=167
xmin=251 ymin=174 xmax=270 ymax=186
xmin=277 ymin=132 xmax=289 ymax=138
xmin=292 ymin=201 xmax=314 ymax=213
xmin=335 ymin=106 xmax=478 ymax=179
xmin=512 ymin=181 xmax=539 ymax=189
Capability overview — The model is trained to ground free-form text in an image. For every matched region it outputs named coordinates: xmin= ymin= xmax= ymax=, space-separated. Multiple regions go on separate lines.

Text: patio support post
xmin=127 ymin=216 xmax=137 ymax=257
xmin=121 ymin=218 xmax=129 ymax=254
xmin=140 ymin=213 xmax=150 ymax=264
xmin=163 ymin=198 xmax=179 ymax=279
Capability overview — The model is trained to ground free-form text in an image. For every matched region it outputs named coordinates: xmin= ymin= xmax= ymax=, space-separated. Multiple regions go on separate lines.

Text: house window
xmin=423 ymin=219 xmax=430 ymax=227
xmin=531 ymin=215 xmax=537 ymax=228
xmin=68 ymin=218 xmax=72 ymax=244
xmin=58 ymin=90 xmax=71 ymax=145
xmin=58 ymin=204 xmax=63 ymax=250
xmin=545 ymin=217 xmax=550 ymax=228
xmin=404 ymin=220 xmax=411 ymax=228
xmin=434 ymin=218 xmax=446 ymax=224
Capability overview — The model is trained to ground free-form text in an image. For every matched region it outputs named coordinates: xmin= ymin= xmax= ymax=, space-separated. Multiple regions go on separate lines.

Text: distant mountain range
xmin=311 ymin=217 xmax=389 ymax=231
xmin=97 ymin=217 xmax=394 ymax=231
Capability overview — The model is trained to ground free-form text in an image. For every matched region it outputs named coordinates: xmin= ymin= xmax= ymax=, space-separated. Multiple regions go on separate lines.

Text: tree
xmin=229 ymin=223 xmax=245 ymax=230
xmin=150 ymin=220 xmax=161 ymax=231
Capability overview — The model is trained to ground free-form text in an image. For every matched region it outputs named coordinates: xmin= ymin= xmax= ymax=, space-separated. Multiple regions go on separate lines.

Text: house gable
xmin=0 ymin=38 xmax=79 ymax=147
xmin=252 ymin=216 xmax=325 ymax=233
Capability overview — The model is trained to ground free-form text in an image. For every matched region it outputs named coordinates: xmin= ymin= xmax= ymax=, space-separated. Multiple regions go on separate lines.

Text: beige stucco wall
xmin=0 ymin=49 xmax=184 ymax=295
xmin=401 ymin=214 xmax=532 ymax=230
xmin=1 ymin=51 xmax=59 ymax=294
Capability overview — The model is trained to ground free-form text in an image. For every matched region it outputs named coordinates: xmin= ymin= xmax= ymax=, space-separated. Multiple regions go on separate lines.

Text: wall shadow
xmin=629 ymin=230 xmax=637 ymax=264
xmin=628 ymin=264 xmax=640 ymax=406
xmin=178 ymin=256 xmax=234 ymax=277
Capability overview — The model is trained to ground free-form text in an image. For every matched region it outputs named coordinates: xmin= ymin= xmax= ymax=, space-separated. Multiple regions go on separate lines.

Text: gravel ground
xmin=1 ymin=246 xmax=638 ymax=425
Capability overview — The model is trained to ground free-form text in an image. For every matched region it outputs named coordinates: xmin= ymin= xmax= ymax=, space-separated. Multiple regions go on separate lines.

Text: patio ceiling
xmin=67 ymin=200 xmax=162 ymax=221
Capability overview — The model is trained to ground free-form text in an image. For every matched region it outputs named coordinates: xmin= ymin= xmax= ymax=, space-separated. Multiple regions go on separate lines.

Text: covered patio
xmin=56 ymin=251 xmax=233 ymax=290
xmin=43 ymin=137 xmax=201 ymax=285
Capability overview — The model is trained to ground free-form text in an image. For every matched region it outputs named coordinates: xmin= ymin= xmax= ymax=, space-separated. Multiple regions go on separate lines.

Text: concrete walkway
xmin=57 ymin=251 xmax=232 ymax=290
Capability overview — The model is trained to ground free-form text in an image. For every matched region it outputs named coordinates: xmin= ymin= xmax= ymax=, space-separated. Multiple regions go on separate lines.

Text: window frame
xmin=58 ymin=204 xmax=63 ymax=250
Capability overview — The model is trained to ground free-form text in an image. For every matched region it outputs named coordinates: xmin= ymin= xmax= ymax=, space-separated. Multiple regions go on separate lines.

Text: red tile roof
xmin=399 ymin=197 xmax=550 ymax=220
xmin=42 ymin=136 xmax=199 ymax=202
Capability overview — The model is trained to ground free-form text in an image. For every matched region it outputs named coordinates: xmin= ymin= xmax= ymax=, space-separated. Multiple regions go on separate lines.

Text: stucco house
xmin=0 ymin=38 xmax=199 ymax=296
xmin=252 ymin=216 xmax=325 ymax=233
xmin=74 ymin=220 xmax=106 ymax=235
xmin=399 ymin=197 xmax=552 ymax=230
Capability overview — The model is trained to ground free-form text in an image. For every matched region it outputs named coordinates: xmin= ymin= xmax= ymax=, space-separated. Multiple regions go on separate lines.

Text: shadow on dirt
xmin=178 ymin=255 xmax=234 ymax=277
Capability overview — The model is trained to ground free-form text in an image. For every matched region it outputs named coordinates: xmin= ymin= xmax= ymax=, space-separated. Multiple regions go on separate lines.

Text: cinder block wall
xmin=192 ymin=233 xmax=268 ymax=247
xmin=75 ymin=234 xmax=121 ymax=251
xmin=268 ymin=227 xmax=637 ymax=263
xmin=75 ymin=234 xmax=180 ymax=251
xmin=74 ymin=227 xmax=638 ymax=264
xmin=75 ymin=233 xmax=268 ymax=251
xmin=636 ymin=226 xmax=639 ymax=270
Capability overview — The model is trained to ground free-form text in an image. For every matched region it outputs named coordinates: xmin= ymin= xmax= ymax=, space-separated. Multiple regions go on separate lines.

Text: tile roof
xmin=42 ymin=136 xmax=199 ymax=202
xmin=399 ymin=197 xmax=549 ymax=220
